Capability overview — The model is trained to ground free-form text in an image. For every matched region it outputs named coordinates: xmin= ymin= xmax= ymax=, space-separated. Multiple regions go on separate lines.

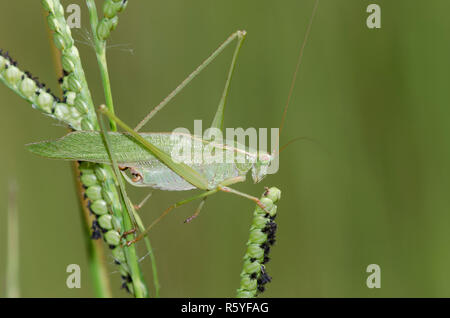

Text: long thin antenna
xmin=278 ymin=136 xmax=315 ymax=154
xmin=279 ymin=0 xmax=320 ymax=137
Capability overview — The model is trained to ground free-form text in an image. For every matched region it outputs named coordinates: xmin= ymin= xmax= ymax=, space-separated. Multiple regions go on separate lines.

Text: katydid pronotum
xmin=27 ymin=1 xmax=319 ymax=246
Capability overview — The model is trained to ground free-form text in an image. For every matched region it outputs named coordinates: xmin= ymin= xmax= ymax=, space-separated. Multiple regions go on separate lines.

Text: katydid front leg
xmin=184 ymin=197 xmax=207 ymax=224
xmin=134 ymin=192 xmax=153 ymax=211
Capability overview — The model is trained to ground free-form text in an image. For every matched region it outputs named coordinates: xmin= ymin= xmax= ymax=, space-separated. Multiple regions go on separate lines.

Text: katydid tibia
xmin=27 ymin=0 xmax=319 ymax=246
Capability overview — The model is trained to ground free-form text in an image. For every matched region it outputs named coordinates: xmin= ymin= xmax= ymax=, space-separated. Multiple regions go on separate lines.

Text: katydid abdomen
xmin=129 ymin=161 xmax=242 ymax=191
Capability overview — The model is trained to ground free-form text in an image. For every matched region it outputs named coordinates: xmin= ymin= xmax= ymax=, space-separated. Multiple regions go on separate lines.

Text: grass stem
xmin=6 ymin=179 xmax=20 ymax=298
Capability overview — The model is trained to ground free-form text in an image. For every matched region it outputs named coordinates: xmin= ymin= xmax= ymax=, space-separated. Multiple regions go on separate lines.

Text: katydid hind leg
xmin=100 ymin=105 xmax=210 ymax=190
xmin=209 ymin=31 xmax=246 ymax=132
xmin=134 ymin=30 xmax=246 ymax=132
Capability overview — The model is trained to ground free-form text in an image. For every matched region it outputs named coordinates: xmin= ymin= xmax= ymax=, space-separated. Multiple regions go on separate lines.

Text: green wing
xmin=27 ymin=131 xmax=258 ymax=164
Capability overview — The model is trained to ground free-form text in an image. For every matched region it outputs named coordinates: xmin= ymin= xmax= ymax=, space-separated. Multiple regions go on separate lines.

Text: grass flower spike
xmin=237 ymin=187 xmax=281 ymax=298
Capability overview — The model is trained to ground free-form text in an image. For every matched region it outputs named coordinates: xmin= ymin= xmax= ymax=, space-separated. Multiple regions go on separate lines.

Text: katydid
xmin=27 ymin=114 xmax=274 ymax=244
xmin=27 ymin=0 xmax=319 ymax=245
xmin=27 ymin=130 xmax=271 ymax=191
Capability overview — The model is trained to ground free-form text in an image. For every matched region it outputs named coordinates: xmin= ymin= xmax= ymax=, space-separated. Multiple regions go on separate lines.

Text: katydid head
xmin=251 ymin=152 xmax=272 ymax=183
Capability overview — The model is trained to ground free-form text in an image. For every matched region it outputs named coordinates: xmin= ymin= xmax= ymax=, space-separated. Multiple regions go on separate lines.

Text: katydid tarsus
xmin=27 ymin=0 xmax=319 ymax=246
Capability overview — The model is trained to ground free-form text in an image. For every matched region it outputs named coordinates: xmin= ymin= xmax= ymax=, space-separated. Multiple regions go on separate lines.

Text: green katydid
xmin=27 ymin=0 xmax=319 ymax=245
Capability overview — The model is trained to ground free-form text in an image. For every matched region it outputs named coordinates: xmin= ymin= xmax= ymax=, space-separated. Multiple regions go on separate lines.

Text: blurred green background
xmin=1 ymin=0 xmax=450 ymax=297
